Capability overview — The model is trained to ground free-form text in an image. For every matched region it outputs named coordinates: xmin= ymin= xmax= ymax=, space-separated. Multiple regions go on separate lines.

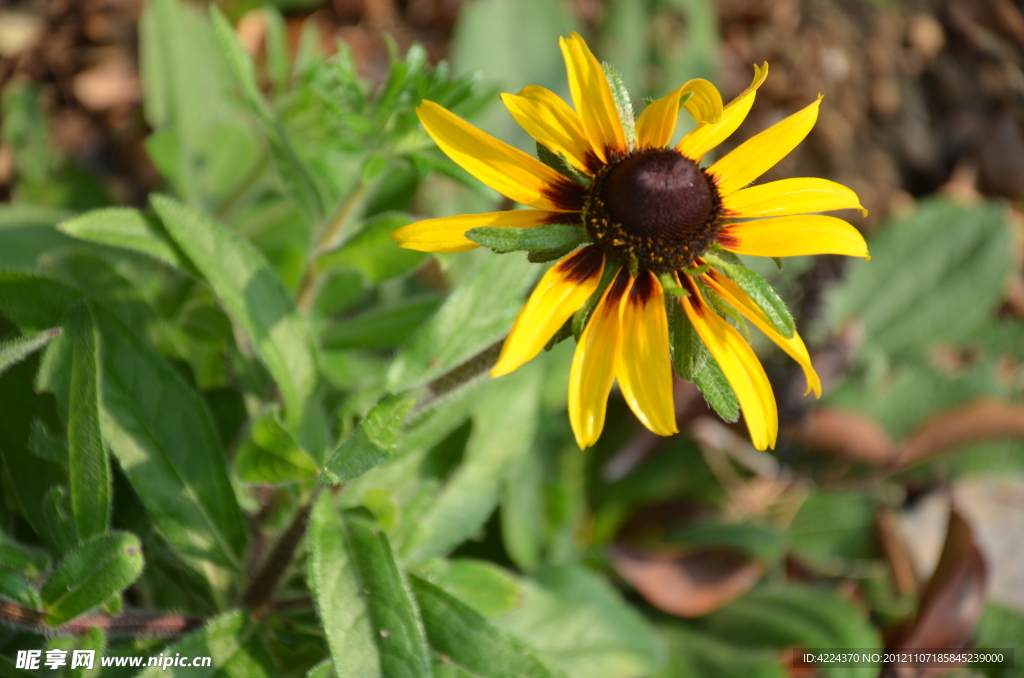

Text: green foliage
xmin=308 ymin=497 xmax=431 ymax=678
xmin=234 ymin=409 xmax=319 ymax=484
xmin=1 ymin=1 xmax=1017 ymax=676
xmin=40 ymin=532 xmax=144 ymax=626
xmin=825 ymin=198 xmax=1012 ymax=356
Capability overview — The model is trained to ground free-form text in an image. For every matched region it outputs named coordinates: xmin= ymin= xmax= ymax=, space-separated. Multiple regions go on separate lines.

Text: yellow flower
xmin=392 ymin=32 xmax=869 ymax=451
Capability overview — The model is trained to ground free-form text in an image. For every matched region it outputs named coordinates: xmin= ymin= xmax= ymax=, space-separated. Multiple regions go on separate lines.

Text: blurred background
xmin=1 ymin=0 xmax=1024 ymax=676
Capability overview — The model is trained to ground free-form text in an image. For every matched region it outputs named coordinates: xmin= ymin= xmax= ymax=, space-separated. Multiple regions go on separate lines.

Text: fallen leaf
xmin=610 ymin=545 xmax=763 ymax=618
xmin=889 ymin=509 xmax=987 ymax=669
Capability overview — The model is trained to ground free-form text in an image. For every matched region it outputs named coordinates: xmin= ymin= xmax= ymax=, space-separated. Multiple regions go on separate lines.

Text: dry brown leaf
xmin=610 ymin=545 xmax=763 ymax=618
xmin=888 ymin=509 xmax=988 ymax=675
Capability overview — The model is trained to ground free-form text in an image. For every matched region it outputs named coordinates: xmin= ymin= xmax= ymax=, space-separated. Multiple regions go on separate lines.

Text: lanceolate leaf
xmin=0 ymin=327 xmax=60 ymax=377
xmin=97 ymin=308 xmax=247 ymax=571
xmin=466 ymin=223 xmax=588 ymax=253
xmin=703 ymin=252 xmax=795 ymax=338
xmin=322 ymin=393 xmax=419 ymax=484
xmin=411 ymin=576 xmax=557 ymax=678
xmin=58 ymin=207 xmax=197 ymax=274
xmin=66 ymin=303 xmax=110 ymax=541
xmin=234 ymin=409 xmax=319 ymax=484
xmin=152 ymin=194 xmax=318 ymax=429
xmin=40 ymin=532 xmax=144 ymax=626
xmin=308 ymin=496 xmax=433 ymax=678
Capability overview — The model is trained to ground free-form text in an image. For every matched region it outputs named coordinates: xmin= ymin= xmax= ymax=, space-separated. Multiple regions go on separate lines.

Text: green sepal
xmin=773 ymin=256 xmax=784 ymax=269
xmin=659 ymin=273 xmax=690 ymax=298
xmin=573 ymin=259 xmax=620 ymax=340
xmin=466 ymin=223 xmax=588 ymax=253
xmin=704 ymin=251 xmax=796 ymax=338
xmin=601 ymin=63 xmax=636 ymax=150
xmin=681 ymin=262 xmax=712 ymax=276
xmin=667 ymin=297 xmax=740 ymax=422
xmin=536 ymin=142 xmax=591 ymax=186
xmin=528 ymin=246 xmax=577 ymax=263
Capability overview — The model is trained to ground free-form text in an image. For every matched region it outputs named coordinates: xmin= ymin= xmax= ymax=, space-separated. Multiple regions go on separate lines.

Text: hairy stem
xmin=0 ymin=600 xmax=202 ymax=638
xmin=241 ymin=485 xmax=324 ymax=619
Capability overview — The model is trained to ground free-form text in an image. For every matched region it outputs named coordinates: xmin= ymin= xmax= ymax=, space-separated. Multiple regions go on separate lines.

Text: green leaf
xmin=152 ymin=195 xmax=318 ymax=429
xmin=789 ymin=491 xmax=876 ymax=567
xmin=704 ymin=252 xmax=795 ymax=338
xmin=322 ymin=393 xmax=419 ymax=484
xmin=140 ymin=0 xmax=259 ymax=210
xmin=136 ymin=611 xmax=273 ymax=678
xmin=387 ymin=254 xmax=537 ymax=391
xmin=466 ymin=223 xmax=587 ymax=253
xmin=655 ymin=625 xmax=787 ymax=678
xmin=698 ymin=587 xmax=881 ymax=678
xmin=66 ymin=626 xmax=104 ymax=678
xmin=0 ymin=271 xmax=82 ymax=332
xmin=97 ymin=308 xmax=248 ymax=570
xmin=669 ymin=300 xmax=739 ymax=421
xmin=316 ymin=213 xmax=428 ymax=283
xmin=0 ymin=327 xmax=60 ymax=378
xmin=320 ymin=295 xmax=441 ymax=351
xmin=66 ymin=303 xmax=110 ymax=541
xmin=58 ymin=207 xmax=197 ymax=274
xmin=40 ymin=531 xmax=144 ymax=626
xmin=308 ymin=496 xmax=433 ymax=678
xmin=825 ymin=198 xmax=1013 ymax=355
xmin=400 ymin=363 xmax=541 ymax=565
xmin=209 ymin=7 xmax=324 ymax=226
xmin=416 ymin=559 xmax=523 ymax=619
xmin=501 ymin=444 xmax=545 ymax=571
xmin=234 ymin=409 xmax=319 ymax=483
xmin=0 ymin=541 xmax=50 ymax=576
xmin=0 ymin=569 xmax=42 ymax=609
xmin=0 ymin=204 xmax=73 ymax=271
xmin=496 ymin=565 xmax=667 ymax=678
xmin=306 ymin=661 xmax=337 ymax=678
xmin=411 ymin=575 xmax=557 ymax=678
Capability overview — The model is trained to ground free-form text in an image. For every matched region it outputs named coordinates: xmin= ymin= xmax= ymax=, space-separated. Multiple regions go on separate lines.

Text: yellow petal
xmin=391 ymin=210 xmax=561 ymax=253
xmin=560 ymin=32 xmax=626 ymax=163
xmin=502 ymin=86 xmax=594 ymax=174
xmin=704 ymin=271 xmax=821 ymax=397
xmin=417 ymin=100 xmax=578 ymax=211
xmin=636 ymin=86 xmax=683 ymax=150
xmin=569 ymin=269 xmax=630 ymax=449
xmin=718 ymin=215 xmax=869 ymax=259
xmin=617 ymin=271 xmax=678 ymax=436
xmin=636 ymin=79 xmax=722 ymax=149
xmin=491 ymin=246 xmax=605 ymax=378
xmin=681 ymin=289 xmax=778 ymax=450
xmin=709 ymin=95 xmax=822 ymax=196
xmin=678 ymin=63 xmax=768 ymax=163
xmin=723 ymin=178 xmax=867 ymax=218
xmin=679 ymin=79 xmax=724 ymax=125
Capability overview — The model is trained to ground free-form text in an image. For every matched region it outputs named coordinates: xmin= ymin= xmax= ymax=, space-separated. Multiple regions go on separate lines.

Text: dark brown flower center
xmin=584 ymin=148 xmax=722 ymax=273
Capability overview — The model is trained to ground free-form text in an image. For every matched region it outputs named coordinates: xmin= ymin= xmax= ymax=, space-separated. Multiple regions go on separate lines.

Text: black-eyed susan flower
xmin=393 ymin=32 xmax=868 ymax=451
